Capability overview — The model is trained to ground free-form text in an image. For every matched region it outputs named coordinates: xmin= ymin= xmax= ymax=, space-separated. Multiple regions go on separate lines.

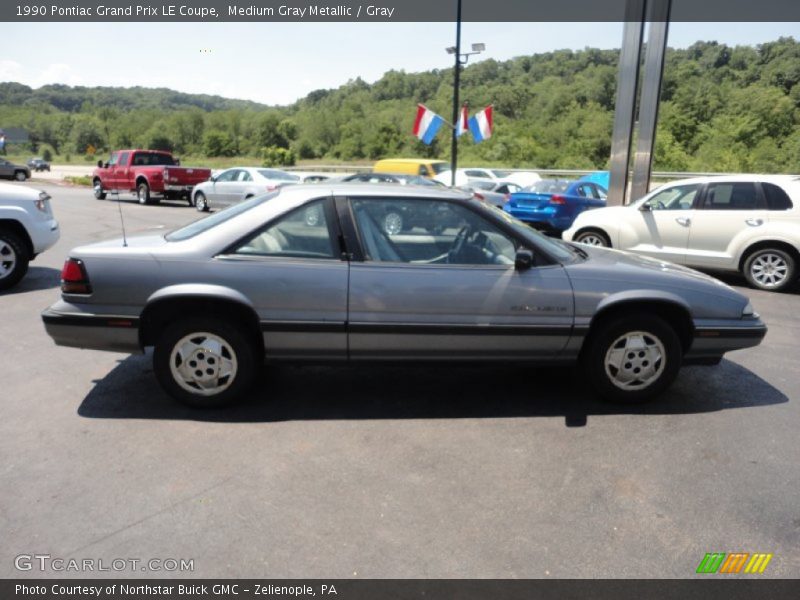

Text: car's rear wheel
xmin=194 ymin=191 xmax=209 ymax=212
xmin=584 ymin=313 xmax=682 ymax=403
xmin=14 ymin=171 xmax=27 ymax=182
xmin=574 ymin=229 xmax=610 ymax=247
xmin=0 ymin=229 xmax=29 ymax=291
xmin=154 ymin=317 xmax=258 ymax=408
xmin=743 ymin=247 xmax=796 ymax=292
xmin=137 ymin=182 xmax=151 ymax=205
xmin=93 ymin=179 xmax=106 ymax=200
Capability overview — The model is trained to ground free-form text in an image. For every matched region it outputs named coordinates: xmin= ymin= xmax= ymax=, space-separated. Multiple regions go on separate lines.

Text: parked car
xmin=373 ymin=158 xmax=450 ymax=178
xmin=92 ymin=149 xmax=211 ymax=205
xmin=459 ymin=180 xmax=522 ymax=209
xmin=290 ymin=171 xmax=335 ymax=183
xmin=462 ymin=168 xmax=541 ymax=189
xmin=192 ymin=167 xmax=300 ymax=212
xmin=564 ymin=175 xmax=800 ymax=292
xmin=0 ymin=158 xmax=30 ymax=181
xmin=0 ymin=182 xmax=59 ymax=290
xmin=27 ymin=157 xmax=51 ymax=172
xmin=43 ymin=184 xmax=765 ymax=408
xmin=339 ymin=172 xmax=444 ymax=186
xmin=505 ymin=179 xmax=607 ymax=235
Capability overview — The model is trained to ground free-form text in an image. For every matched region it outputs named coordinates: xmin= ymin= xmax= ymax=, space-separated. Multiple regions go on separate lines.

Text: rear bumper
xmin=684 ymin=317 xmax=767 ymax=363
xmin=42 ymin=303 xmax=141 ymax=353
xmin=504 ymin=207 xmax=570 ymax=232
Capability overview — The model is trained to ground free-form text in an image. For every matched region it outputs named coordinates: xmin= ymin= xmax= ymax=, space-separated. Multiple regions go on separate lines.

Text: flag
xmin=456 ymin=103 xmax=469 ymax=137
xmin=412 ymin=104 xmax=445 ymax=145
xmin=468 ymin=105 xmax=493 ymax=143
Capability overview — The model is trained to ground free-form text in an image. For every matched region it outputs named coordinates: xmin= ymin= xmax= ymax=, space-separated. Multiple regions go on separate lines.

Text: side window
xmin=644 ymin=184 xmax=700 ymax=210
xmin=465 ymin=170 xmax=487 ymax=178
xmin=216 ymin=169 xmax=238 ymax=183
xmin=232 ymin=200 xmax=336 ymax=259
xmin=107 ymin=153 xmax=119 ymax=167
xmin=576 ymin=184 xmax=593 ymax=198
xmin=417 ymin=165 xmax=427 ymax=176
xmin=762 ymin=183 xmax=793 ymax=211
xmin=238 ymin=170 xmax=253 ymax=182
xmin=595 ymin=185 xmax=608 ymax=200
xmin=350 ymin=198 xmax=518 ymax=266
xmin=704 ymin=183 xmax=761 ymax=210
xmin=117 ymin=152 xmax=129 ymax=166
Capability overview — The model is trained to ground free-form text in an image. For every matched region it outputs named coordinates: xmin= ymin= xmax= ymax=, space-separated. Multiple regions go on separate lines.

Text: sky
xmin=2 ymin=22 xmax=799 ymax=105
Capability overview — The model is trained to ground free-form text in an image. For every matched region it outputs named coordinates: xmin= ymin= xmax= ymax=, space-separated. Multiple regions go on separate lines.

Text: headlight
xmin=742 ymin=302 xmax=755 ymax=317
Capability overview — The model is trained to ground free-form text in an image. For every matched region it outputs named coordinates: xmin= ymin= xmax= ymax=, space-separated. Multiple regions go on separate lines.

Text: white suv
xmin=563 ymin=175 xmax=800 ymax=292
xmin=0 ymin=182 xmax=60 ymax=290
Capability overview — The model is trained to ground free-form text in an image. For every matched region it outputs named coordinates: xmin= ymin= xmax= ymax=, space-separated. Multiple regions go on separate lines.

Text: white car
xmin=563 ymin=175 xmax=800 ymax=292
xmin=192 ymin=167 xmax=301 ymax=212
xmin=0 ymin=182 xmax=60 ymax=290
xmin=434 ymin=168 xmax=541 ymax=189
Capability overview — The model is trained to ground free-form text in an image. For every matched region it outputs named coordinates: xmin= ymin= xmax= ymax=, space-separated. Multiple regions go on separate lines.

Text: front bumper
xmin=42 ymin=302 xmax=142 ymax=354
xmin=684 ymin=317 xmax=767 ymax=363
xmin=30 ymin=218 xmax=60 ymax=255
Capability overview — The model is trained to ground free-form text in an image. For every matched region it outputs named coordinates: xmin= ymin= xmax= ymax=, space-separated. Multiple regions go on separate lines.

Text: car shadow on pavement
xmin=0 ymin=266 xmax=61 ymax=295
xmin=77 ymin=353 xmax=788 ymax=427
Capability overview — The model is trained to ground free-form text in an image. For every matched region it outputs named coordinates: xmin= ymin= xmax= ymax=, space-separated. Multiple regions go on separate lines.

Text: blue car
xmin=504 ymin=179 xmax=607 ymax=235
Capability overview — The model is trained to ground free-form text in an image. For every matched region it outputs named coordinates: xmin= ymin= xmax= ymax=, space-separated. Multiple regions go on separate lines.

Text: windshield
xmin=491 ymin=170 xmax=513 ymax=178
xmin=430 ymin=162 xmax=450 ymax=174
xmin=166 ymin=192 xmax=278 ymax=242
xmin=475 ymin=201 xmax=578 ymax=262
xmin=524 ymin=180 xmax=570 ymax=194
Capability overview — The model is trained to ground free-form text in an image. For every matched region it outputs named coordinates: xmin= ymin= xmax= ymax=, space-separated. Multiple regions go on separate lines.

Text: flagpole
xmin=450 ymin=0 xmax=462 ymax=187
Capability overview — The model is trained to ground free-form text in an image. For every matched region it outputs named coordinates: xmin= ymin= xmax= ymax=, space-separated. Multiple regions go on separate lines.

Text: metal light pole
xmin=446 ymin=0 xmax=484 ymax=187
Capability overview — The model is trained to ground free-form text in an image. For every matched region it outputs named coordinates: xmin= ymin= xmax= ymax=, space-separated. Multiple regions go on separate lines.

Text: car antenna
xmin=113 ymin=190 xmax=128 ymax=247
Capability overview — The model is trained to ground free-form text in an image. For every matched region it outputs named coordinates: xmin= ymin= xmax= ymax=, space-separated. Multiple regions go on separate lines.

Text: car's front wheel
xmin=93 ymin=179 xmax=106 ymax=200
xmin=194 ymin=191 xmax=209 ymax=212
xmin=574 ymin=229 xmax=610 ymax=247
xmin=584 ymin=313 xmax=682 ymax=403
xmin=0 ymin=229 xmax=30 ymax=291
xmin=14 ymin=170 xmax=27 ymax=182
xmin=743 ymin=247 xmax=796 ymax=292
xmin=154 ymin=317 xmax=258 ymax=408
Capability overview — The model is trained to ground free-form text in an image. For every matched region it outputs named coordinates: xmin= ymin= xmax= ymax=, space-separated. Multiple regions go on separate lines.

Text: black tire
xmin=194 ymin=191 xmax=209 ymax=212
xmin=743 ymin=247 xmax=796 ymax=293
xmin=0 ymin=229 xmax=30 ymax=291
xmin=583 ymin=313 xmax=682 ymax=403
xmin=574 ymin=229 xmax=610 ymax=247
xmin=93 ymin=179 xmax=106 ymax=200
xmin=137 ymin=181 xmax=151 ymax=205
xmin=14 ymin=170 xmax=27 ymax=182
xmin=153 ymin=317 xmax=258 ymax=408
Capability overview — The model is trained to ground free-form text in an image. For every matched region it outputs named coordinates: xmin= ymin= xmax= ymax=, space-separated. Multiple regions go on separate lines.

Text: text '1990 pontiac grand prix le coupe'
xmin=42 ymin=184 xmax=766 ymax=407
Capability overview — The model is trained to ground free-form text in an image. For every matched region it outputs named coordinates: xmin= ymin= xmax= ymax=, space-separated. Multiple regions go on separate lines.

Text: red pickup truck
xmin=92 ymin=149 xmax=211 ymax=205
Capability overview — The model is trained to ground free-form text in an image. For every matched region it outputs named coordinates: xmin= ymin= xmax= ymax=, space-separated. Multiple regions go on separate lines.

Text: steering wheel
xmin=447 ymin=225 xmax=472 ymax=263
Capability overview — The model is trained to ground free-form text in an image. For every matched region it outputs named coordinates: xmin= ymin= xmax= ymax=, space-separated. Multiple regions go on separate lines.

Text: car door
xmin=620 ymin=183 xmax=701 ymax=264
xmin=110 ymin=151 xmax=129 ymax=191
xmin=684 ymin=181 xmax=767 ymax=269
xmin=345 ymin=197 xmax=574 ymax=360
xmin=210 ymin=169 xmax=240 ymax=207
xmin=216 ymin=198 xmax=348 ymax=359
xmin=0 ymin=159 xmax=11 ymax=178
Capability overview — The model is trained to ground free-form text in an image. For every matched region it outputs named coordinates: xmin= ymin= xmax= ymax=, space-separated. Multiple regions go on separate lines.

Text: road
xmin=1 ymin=182 xmax=799 ymax=578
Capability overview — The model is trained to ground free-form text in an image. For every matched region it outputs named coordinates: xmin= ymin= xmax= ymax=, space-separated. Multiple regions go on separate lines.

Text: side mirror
xmin=175 ymin=158 xmax=181 ymax=165
xmin=97 ymin=160 xmax=103 ymax=168
xmin=639 ymin=203 xmax=652 ymax=212
xmin=515 ymin=249 xmax=534 ymax=271
xmin=209 ymin=175 xmax=216 ymax=183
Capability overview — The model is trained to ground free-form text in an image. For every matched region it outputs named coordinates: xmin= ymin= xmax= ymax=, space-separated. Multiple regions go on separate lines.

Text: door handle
xmin=745 ymin=218 xmax=764 ymax=227
xmin=675 ymin=217 xmax=691 ymax=227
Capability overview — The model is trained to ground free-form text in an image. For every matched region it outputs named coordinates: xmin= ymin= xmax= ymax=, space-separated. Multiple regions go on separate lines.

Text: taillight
xmin=61 ymin=258 xmax=92 ymax=294
xmin=550 ymin=195 xmax=567 ymax=205
xmin=266 ymin=185 xmax=278 ymax=192
xmin=473 ymin=192 xmax=486 ymax=202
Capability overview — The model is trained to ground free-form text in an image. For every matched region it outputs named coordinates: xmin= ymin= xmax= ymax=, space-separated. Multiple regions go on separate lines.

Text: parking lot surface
xmin=2 ymin=182 xmax=799 ymax=578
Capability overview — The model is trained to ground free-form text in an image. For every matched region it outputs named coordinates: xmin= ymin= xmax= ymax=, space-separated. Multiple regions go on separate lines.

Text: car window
xmin=117 ymin=152 xmax=129 ymax=166
xmin=595 ymin=185 xmax=608 ymax=200
xmin=526 ymin=180 xmax=570 ymax=194
xmin=350 ymin=198 xmax=517 ymax=266
xmin=238 ymin=170 xmax=253 ymax=182
xmin=107 ymin=153 xmax=119 ymax=167
xmin=762 ymin=183 xmax=793 ymax=211
xmin=417 ymin=165 xmax=427 ymax=176
xmin=232 ymin=200 xmax=336 ymax=259
xmin=576 ymin=184 xmax=593 ymax=198
xmin=430 ymin=162 xmax=449 ymax=174
xmin=465 ymin=170 xmax=488 ymax=178
xmin=703 ymin=182 xmax=761 ymax=210
xmin=216 ymin=169 xmax=239 ymax=183
xmin=643 ymin=184 xmax=700 ymax=210
xmin=167 ymin=192 xmax=278 ymax=242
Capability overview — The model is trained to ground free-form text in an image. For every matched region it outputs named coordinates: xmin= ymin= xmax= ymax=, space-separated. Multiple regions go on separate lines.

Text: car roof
xmin=283 ymin=182 xmax=469 ymax=200
xmin=660 ymin=174 xmax=800 ymax=186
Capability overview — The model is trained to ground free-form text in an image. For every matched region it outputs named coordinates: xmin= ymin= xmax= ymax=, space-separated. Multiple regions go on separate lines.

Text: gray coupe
xmin=42 ymin=184 xmax=766 ymax=407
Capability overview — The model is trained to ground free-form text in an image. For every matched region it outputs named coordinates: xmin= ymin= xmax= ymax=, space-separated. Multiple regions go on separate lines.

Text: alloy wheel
xmin=603 ymin=330 xmax=666 ymax=391
xmin=169 ymin=332 xmax=238 ymax=397
xmin=0 ymin=239 xmax=17 ymax=280
xmin=749 ymin=252 xmax=788 ymax=289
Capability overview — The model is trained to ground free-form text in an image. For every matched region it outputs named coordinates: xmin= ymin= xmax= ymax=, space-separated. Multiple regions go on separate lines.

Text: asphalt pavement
xmin=1 ymin=181 xmax=798 ymax=578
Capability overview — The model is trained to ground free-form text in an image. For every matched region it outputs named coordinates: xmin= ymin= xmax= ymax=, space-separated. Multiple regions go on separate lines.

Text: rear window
xmin=525 ymin=180 xmax=570 ymax=194
xmin=166 ymin=192 xmax=278 ymax=242
xmin=762 ymin=183 xmax=794 ymax=211
xmin=132 ymin=152 xmax=176 ymax=166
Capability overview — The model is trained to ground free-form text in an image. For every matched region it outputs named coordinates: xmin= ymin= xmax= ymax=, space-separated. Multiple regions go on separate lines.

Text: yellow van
xmin=373 ymin=158 xmax=450 ymax=178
